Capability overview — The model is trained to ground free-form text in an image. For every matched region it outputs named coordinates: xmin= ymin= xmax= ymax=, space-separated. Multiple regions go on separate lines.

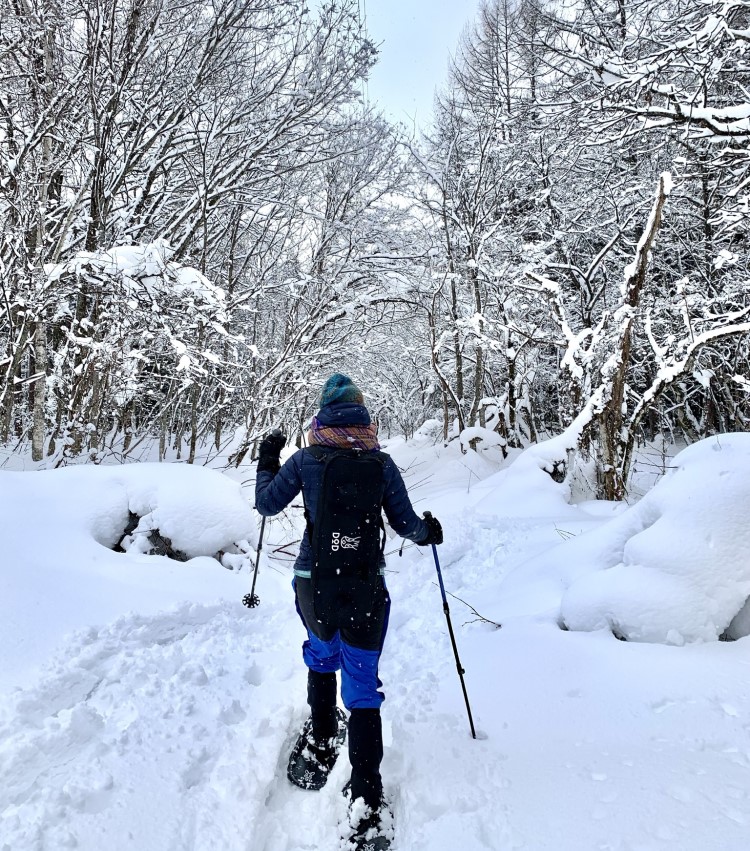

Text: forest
xmin=2 ymin=0 xmax=749 ymax=500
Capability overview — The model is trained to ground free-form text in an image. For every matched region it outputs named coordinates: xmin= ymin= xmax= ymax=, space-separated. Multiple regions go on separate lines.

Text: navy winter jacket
xmin=255 ymin=445 xmax=428 ymax=579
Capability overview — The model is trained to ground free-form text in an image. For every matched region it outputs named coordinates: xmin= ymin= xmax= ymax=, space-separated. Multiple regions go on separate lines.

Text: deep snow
xmin=1 ymin=432 xmax=750 ymax=851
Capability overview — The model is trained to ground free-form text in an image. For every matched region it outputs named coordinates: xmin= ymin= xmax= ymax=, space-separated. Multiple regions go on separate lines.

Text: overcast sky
xmin=361 ymin=0 xmax=481 ymax=128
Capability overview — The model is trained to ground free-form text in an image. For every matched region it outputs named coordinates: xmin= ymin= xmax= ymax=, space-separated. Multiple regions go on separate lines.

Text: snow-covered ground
xmin=2 ymin=432 xmax=750 ymax=851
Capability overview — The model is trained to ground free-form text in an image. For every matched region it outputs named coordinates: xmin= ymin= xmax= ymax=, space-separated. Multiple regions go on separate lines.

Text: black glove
xmin=257 ymin=429 xmax=286 ymax=475
xmin=417 ymin=512 xmax=443 ymax=546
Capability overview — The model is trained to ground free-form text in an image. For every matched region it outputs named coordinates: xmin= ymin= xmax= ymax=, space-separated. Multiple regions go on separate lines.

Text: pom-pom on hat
xmin=320 ymin=373 xmax=364 ymax=407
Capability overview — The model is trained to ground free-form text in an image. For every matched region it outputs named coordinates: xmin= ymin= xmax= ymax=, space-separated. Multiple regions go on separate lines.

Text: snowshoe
xmin=342 ymin=787 xmax=393 ymax=851
xmin=287 ymin=707 xmax=347 ymax=790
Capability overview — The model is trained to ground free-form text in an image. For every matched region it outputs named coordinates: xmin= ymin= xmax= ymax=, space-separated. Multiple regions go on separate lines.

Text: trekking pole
xmin=242 ymin=514 xmax=266 ymax=609
xmin=243 ymin=426 xmax=285 ymax=609
xmin=425 ymin=512 xmax=477 ymax=740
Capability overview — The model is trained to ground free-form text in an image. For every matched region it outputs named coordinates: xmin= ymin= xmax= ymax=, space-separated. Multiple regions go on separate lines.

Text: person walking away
xmin=255 ymin=374 xmax=443 ymax=850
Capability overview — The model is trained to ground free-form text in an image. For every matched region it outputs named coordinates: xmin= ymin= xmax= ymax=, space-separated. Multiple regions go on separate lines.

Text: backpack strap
xmin=352 ymin=449 xmax=388 ymax=556
xmin=368 ymin=451 xmax=388 ymax=551
xmin=367 ymin=451 xmax=388 ymax=554
xmin=300 ymin=445 xmax=327 ymax=545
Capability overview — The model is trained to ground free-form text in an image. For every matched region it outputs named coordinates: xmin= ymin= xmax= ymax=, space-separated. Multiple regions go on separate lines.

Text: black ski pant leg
xmin=307 ymin=669 xmax=338 ymax=741
xmin=349 ymin=708 xmax=383 ymax=809
xmin=294 ymin=579 xmax=340 ymax=742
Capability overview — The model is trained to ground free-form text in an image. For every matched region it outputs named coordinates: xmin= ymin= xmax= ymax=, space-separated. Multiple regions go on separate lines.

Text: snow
xmin=45 ymin=241 xmax=225 ymax=307
xmin=458 ymin=426 xmax=507 ymax=453
xmin=561 ymin=434 xmax=750 ymax=644
xmin=2 ymin=434 xmax=750 ymax=850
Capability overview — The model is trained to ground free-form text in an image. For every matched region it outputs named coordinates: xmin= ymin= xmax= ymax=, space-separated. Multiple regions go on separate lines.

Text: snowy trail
xmin=5 ymin=515 xmax=750 ymax=851
xmin=0 ymin=601 xmax=304 ymax=851
xmin=0 ymin=502 xmax=521 ymax=851
xmin=4 ymin=521 xmax=750 ymax=851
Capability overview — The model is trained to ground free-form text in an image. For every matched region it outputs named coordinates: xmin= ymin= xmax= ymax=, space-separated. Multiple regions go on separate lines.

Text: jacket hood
xmin=315 ymin=402 xmax=371 ymax=427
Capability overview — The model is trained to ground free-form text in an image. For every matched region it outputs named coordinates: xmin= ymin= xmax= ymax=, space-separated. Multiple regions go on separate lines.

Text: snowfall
xmin=2 ymin=428 xmax=750 ymax=851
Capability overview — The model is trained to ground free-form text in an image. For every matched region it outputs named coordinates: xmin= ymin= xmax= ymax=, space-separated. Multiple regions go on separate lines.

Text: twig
xmin=436 ymin=585 xmax=502 ymax=629
xmin=554 ymin=525 xmax=577 ymax=540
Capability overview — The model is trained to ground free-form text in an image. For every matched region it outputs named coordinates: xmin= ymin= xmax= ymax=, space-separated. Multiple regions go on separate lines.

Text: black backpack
xmin=302 ymin=446 xmax=387 ymax=621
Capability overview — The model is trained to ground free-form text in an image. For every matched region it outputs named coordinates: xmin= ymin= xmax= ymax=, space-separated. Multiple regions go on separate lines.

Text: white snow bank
xmin=561 ymin=434 xmax=750 ymax=644
xmin=0 ymin=463 xmax=254 ymax=688
xmin=116 ymin=463 xmax=253 ymax=556
xmin=458 ymin=426 xmax=507 ymax=453
xmin=381 ymin=420 xmax=507 ymax=516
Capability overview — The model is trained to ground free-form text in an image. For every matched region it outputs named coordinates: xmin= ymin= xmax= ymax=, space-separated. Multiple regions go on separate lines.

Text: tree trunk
xmin=30 ymin=13 xmax=57 ymax=461
xmin=188 ymin=325 xmax=205 ymax=464
xmin=597 ymin=173 xmax=671 ymax=500
xmin=506 ymin=350 xmax=520 ymax=447
xmin=31 ymin=318 xmax=47 ymax=461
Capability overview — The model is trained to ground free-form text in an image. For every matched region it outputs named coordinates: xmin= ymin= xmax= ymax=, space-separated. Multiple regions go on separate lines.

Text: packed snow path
xmin=2 ymin=436 xmax=750 ymax=850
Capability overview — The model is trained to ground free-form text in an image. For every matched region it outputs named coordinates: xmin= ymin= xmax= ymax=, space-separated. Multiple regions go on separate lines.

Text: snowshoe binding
xmin=287 ymin=707 xmax=347 ymax=790
xmin=342 ymin=787 xmax=393 ymax=851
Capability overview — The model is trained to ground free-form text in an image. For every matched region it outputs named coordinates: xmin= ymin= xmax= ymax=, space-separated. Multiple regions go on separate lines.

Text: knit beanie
xmin=319 ymin=373 xmax=364 ymax=407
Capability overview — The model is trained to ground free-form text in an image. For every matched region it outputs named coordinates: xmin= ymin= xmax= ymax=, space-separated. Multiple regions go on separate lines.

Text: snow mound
xmin=477 ymin=428 xmax=576 ymax=517
xmin=561 ymin=434 xmax=750 ymax=644
xmin=113 ymin=463 xmax=253 ymax=556
xmin=0 ymin=463 xmax=256 ymax=689
xmin=2 ymin=462 xmax=253 ymax=559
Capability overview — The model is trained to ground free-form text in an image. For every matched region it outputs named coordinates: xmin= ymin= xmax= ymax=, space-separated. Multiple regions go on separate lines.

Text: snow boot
xmin=308 ymin=670 xmax=338 ymax=739
xmin=342 ymin=709 xmax=390 ymax=849
xmin=342 ymin=783 xmax=393 ymax=851
xmin=348 ymin=707 xmax=384 ymax=807
xmin=287 ymin=707 xmax=347 ymax=790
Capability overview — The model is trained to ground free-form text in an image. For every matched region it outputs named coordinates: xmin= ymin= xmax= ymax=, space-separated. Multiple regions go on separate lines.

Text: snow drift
xmin=560 ymin=434 xmax=750 ymax=643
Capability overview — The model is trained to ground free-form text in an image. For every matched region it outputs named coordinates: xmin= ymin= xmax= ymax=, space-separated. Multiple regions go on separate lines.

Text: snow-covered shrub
xmin=561 ymin=434 xmax=750 ymax=644
xmin=459 ymin=426 xmax=507 ymax=457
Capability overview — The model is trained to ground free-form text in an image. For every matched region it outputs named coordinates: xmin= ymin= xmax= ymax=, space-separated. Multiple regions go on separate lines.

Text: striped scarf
xmin=308 ymin=416 xmax=380 ymax=451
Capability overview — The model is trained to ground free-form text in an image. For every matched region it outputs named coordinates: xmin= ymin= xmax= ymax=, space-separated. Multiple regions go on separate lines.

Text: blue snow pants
xmin=293 ymin=577 xmax=391 ymax=710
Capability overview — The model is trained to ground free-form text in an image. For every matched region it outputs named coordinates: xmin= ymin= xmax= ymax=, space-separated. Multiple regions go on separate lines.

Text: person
xmin=255 ymin=373 xmax=443 ymax=842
